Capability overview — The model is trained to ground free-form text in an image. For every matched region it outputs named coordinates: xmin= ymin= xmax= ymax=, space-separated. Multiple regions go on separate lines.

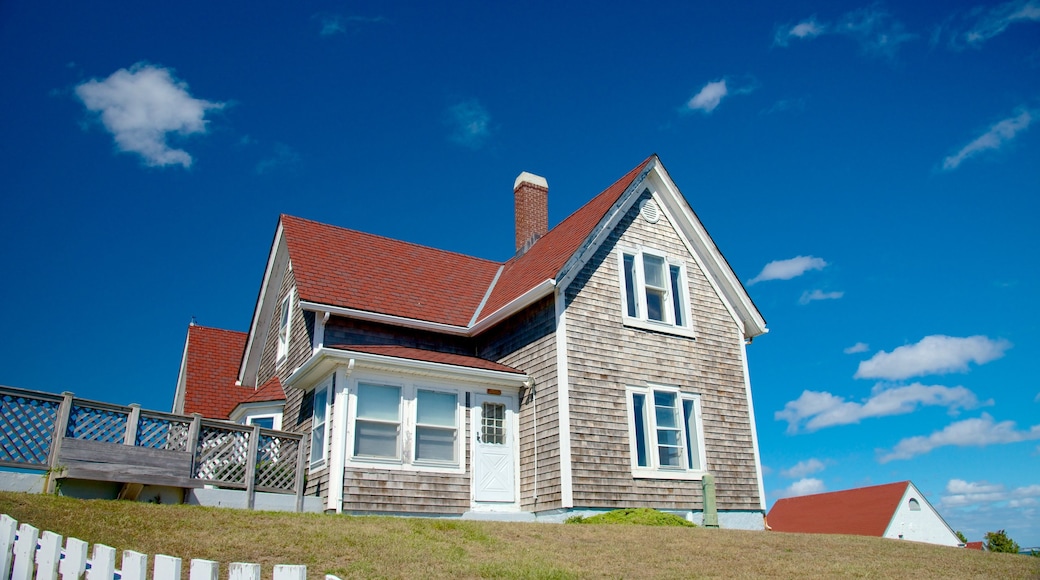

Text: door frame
xmin=470 ymin=391 xmax=521 ymax=511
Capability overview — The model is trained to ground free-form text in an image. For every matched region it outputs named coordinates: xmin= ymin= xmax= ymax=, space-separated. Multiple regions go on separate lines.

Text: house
xmin=766 ymin=481 xmax=962 ymax=546
xmin=173 ymin=154 xmax=769 ymax=526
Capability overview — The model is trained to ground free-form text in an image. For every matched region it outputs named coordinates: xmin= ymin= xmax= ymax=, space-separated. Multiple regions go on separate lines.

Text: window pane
xmin=632 ymin=393 xmax=648 ymax=467
xmin=657 ymin=428 xmax=680 ymax=447
xmin=357 ymin=383 xmax=400 ymax=421
xmin=646 ymin=290 xmax=665 ymax=321
xmin=417 ymin=390 xmax=457 ymax=427
xmin=623 ymin=254 xmax=638 ymax=318
xmin=683 ymin=399 xmax=699 ymax=470
xmin=250 ymin=417 xmax=274 ymax=429
xmin=481 ymin=402 xmax=506 ymax=445
xmin=670 ymin=265 xmax=685 ymax=327
xmin=643 ymin=255 xmax=665 ymax=288
xmin=416 ymin=426 xmax=456 ymax=462
xmin=654 ymin=391 xmax=678 ymax=428
xmin=313 ymin=387 xmax=327 ymax=423
xmin=658 ymin=444 xmax=682 ymax=467
xmin=310 ymin=429 xmax=325 ymax=462
xmin=354 ymin=421 xmax=399 ymax=458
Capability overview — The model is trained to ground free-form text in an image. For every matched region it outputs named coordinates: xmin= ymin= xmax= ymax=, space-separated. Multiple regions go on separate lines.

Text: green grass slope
xmin=1 ymin=492 xmax=1037 ymax=579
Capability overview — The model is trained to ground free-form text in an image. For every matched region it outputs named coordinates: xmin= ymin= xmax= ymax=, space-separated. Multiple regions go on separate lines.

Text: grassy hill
xmin=1 ymin=492 xmax=1036 ymax=579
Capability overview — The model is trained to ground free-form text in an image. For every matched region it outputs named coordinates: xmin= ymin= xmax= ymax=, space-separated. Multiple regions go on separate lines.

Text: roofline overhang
xmin=298 ymin=277 xmax=557 ymax=338
xmin=228 ymin=400 xmax=286 ymax=423
xmin=284 ymin=347 xmax=529 ymax=391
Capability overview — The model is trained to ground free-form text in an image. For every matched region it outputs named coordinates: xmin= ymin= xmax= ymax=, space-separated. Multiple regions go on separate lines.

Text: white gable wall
xmin=883 ymin=483 xmax=961 ymax=547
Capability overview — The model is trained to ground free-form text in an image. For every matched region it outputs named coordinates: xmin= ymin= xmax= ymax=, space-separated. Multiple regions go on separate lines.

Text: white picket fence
xmin=0 ymin=515 xmax=340 ymax=580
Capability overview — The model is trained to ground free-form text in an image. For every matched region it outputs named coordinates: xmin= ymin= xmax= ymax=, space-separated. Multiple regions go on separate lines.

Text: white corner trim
xmin=240 ymin=223 xmax=290 ymax=387
xmin=469 ymin=266 xmax=504 ymax=327
xmin=554 ymin=290 xmax=574 ymax=508
xmin=313 ymin=311 xmax=329 ymax=353
xmin=172 ymin=328 xmax=192 ymax=414
xmin=327 ymin=360 xmax=354 ymax=514
xmin=738 ymin=329 xmax=766 ymax=512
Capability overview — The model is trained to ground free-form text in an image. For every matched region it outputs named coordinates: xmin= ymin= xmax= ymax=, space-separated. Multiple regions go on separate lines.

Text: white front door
xmin=472 ymin=393 xmax=517 ymax=503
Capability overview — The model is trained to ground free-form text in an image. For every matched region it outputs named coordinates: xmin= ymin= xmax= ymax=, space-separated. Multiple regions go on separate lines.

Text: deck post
xmin=124 ymin=404 xmax=141 ymax=446
xmin=46 ymin=392 xmax=75 ymax=494
xmin=294 ymin=435 xmax=307 ymax=513
xmin=186 ymin=414 xmax=202 ymax=479
xmin=245 ymin=425 xmax=260 ymax=510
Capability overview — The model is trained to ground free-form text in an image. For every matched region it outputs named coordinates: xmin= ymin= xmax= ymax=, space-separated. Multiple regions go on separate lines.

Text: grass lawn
xmin=1 ymin=492 xmax=1037 ymax=579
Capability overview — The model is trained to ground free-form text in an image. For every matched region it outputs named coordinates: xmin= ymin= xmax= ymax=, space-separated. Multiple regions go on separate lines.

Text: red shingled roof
xmin=478 ymin=157 xmax=653 ymax=320
xmin=279 ymin=156 xmax=655 ymax=329
xmin=328 ymin=344 xmax=523 ymax=374
xmin=181 ymin=325 xmax=255 ymax=419
xmin=281 ymin=215 xmax=501 ymax=327
xmin=241 ymin=376 xmax=285 ymax=404
xmin=767 ymin=481 xmax=910 ymax=536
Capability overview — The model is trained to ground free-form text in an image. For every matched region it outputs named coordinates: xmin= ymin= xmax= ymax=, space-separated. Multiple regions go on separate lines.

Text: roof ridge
xmin=281 ymin=213 xmax=504 ymax=266
xmin=190 ymin=325 xmax=247 ymax=335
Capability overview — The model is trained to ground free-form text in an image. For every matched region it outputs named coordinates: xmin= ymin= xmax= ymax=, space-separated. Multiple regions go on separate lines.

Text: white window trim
xmin=345 ymin=372 xmax=466 ymax=475
xmin=276 ymin=289 xmax=294 ymax=364
xmin=309 ymin=375 xmax=332 ymax=470
xmin=617 ymin=247 xmax=695 ymax=338
xmin=626 ymin=384 xmax=707 ymax=480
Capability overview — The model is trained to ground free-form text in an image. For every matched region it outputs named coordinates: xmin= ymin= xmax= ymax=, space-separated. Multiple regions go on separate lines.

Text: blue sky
xmin=1 ymin=0 xmax=1038 ymax=546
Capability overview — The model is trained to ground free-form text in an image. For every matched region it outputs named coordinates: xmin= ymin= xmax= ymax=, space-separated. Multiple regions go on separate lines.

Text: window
xmin=908 ymin=498 xmax=921 ymax=511
xmin=247 ymin=416 xmax=275 ymax=429
xmin=626 ymin=385 xmax=705 ymax=479
xmin=618 ymin=249 xmax=691 ymax=335
xmin=348 ymin=380 xmax=461 ymax=470
xmin=309 ymin=377 xmax=331 ymax=466
xmin=277 ymin=291 xmax=292 ymax=362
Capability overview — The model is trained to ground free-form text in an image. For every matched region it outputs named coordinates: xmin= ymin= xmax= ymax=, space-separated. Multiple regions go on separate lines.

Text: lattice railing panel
xmin=0 ymin=394 xmax=60 ymax=465
xmin=255 ymin=434 xmax=299 ymax=491
xmin=136 ymin=415 xmax=191 ymax=451
xmin=194 ymin=426 xmax=250 ymax=484
xmin=65 ymin=405 xmax=128 ymax=443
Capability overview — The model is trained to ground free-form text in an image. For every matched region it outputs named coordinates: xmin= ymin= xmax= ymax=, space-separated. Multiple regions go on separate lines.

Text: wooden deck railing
xmin=0 ymin=386 xmax=306 ymax=511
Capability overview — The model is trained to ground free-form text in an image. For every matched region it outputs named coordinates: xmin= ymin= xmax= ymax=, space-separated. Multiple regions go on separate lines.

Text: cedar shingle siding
xmin=563 ymin=190 xmax=762 ymax=511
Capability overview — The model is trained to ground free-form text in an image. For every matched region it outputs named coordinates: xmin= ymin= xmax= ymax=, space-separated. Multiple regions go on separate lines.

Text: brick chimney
xmin=514 ymin=171 xmax=548 ymax=255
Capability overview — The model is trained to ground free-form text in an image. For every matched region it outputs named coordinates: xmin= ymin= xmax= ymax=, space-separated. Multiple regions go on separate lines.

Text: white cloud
xmin=776 ymin=478 xmax=826 ymax=499
xmin=446 ymin=100 xmax=491 ymax=149
xmin=75 ymin=63 xmax=223 ymax=168
xmin=854 ymin=335 xmax=1011 ymax=380
xmin=774 ymin=18 xmax=826 ymax=46
xmin=799 ymin=289 xmax=844 ymax=305
xmin=773 ymin=7 xmax=914 ymax=58
xmin=748 ymin=255 xmax=827 ymax=285
xmin=317 ymin=13 xmax=387 ymax=36
xmin=780 ymin=458 xmax=826 ymax=479
xmin=879 ymin=413 xmax=1040 ymax=462
xmin=942 ymin=109 xmax=1034 ymax=170
xmin=686 ymin=80 xmax=728 ymax=113
xmin=776 ymin=383 xmax=985 ymax=434
xmin=844 ymin=342 xmax=870 ymax=354
xmin=963 ymin=0 xmax=1040 ymax=46
xmin=938 ymin=478 xmax=1040 ymax=546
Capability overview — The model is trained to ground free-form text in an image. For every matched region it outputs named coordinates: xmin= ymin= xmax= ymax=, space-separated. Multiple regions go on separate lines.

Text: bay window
xmin=348 ymin=379 xmax=462 ymax=471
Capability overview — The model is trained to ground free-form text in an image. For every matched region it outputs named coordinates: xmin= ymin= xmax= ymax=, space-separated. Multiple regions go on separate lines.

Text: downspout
xmin=525 ymin=378 xmax=537 ymax=506
xmin=326 ymin=358 xmax=354 ymax=513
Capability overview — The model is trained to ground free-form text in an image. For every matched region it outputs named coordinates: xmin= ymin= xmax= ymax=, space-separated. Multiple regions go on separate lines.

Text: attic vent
xmin=639 ymin=198 xmax=660 ymax=224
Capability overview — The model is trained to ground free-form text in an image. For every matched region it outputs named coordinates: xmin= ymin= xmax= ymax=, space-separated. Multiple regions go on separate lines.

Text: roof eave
xmin=284 ymin=347 xmax=528 ymax=391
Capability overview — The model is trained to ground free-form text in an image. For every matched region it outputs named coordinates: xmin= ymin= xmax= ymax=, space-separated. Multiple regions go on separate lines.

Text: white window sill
xmin=632 ymin=468 xmax=706 ymax=481
xmin=308 ymin=459 xmax=327 ymax=473
xmin=622 ymin=317 xmax=696 ymax=339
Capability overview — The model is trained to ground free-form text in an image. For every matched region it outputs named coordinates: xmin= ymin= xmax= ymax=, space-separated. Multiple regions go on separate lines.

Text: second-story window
xmin=619 ymin=249 xmax=691 ymax=334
